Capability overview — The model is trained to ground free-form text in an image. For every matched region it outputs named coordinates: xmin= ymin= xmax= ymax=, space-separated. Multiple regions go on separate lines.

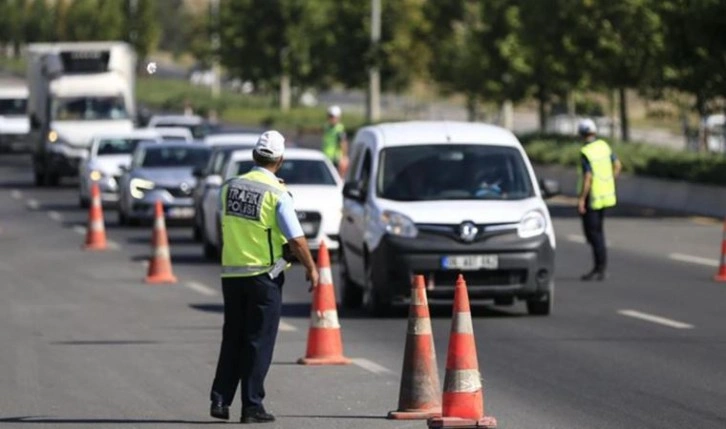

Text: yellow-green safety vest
xmin=220 ymin=169 xmax=288 ymax=278
xmin=322 ymin=122 xmax=345 ymax=162
xmin=577 ymin=139 xmax=617 ymax=210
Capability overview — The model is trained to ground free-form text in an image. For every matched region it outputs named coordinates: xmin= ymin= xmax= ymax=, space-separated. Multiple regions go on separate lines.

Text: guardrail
xmin=534 ymin=164 xmax=726 ymax=219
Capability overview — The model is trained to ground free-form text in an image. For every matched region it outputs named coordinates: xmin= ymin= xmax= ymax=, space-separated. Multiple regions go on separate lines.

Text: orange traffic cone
xmin=83 ymin=182 xmax=107 ymax=251
xmin=145 ymin=200 xmax=177 ymax=284
xmin=387 ymin=275 xmax=442 ymax=420
xmin=428 ymin=274 xmax=497 ymax=429
xmin=715 ymin=218 xmax=726 ymax=282
xmin=297 ymin=241 xmax=351 ymax=365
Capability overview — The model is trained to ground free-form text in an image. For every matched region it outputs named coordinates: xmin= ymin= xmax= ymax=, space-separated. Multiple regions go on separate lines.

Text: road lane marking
xmin=47 ymin=211 xmax=63 ymax=222
xmin=11 ymin=189 xmax=22 ymax=199
xmin=26 ymin=199 xmax=39 ymax=210
xmin=352 ymin=358 xmax=395 ymax=375
xmin=107 ymin=240 xmax=120 ymax=250
xmin=566 ymin=234 xmax=586 ymax=244
xmin=668 ymin=253 xmax=719 ymax=268
xmin=278 ymin=320 xmax=297 ymax=332
xmin=618 ymin=309 xmax=694 ymax=329
xmin=72 ymin=226 xmax=86 ymax=235
xmin=184 ymin=281 xmax=218 ymax=297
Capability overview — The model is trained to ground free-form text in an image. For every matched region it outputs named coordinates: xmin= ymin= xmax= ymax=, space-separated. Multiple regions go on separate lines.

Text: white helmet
xmin=577 ymin=118 xmax=597 ymax=136
xmin=327 ymin=105 xmax=342 ymax=118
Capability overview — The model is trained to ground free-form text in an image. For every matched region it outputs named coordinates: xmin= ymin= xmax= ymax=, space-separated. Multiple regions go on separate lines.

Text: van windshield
xmin=52 ymin=96 xmax=129 ymax=121
xmin=377 ymin=144 xmax=534 ymax=201
xmin=0 ymin=98 xmax=27 ymax=116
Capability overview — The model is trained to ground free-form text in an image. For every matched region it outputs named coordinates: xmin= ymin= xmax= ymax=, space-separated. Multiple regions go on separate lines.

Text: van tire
xmin=363 ymin=261 xmax=391 ymax=317
xmin=340 ymin=247 xmax=363 ymax=309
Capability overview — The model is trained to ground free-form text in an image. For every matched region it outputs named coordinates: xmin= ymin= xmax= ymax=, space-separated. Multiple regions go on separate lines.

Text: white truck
xmin=0 ymin=85 xmax=30 ymax=152
xmin=26 ymin=42 xmax=137 ymax=186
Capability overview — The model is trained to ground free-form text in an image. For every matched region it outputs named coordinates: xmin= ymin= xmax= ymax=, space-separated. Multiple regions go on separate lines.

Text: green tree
xmin=124 ymin=0 xmax=159 ymax=61
xmin=63 ymin=0 xmax=124 ymax=41
xmin=24 ymin=0 xmax=55 ymax=43
xmin=428 ymin=0 xmax=531 ymax=121
xmin=0 ymin=0 xmax=25 ymax=55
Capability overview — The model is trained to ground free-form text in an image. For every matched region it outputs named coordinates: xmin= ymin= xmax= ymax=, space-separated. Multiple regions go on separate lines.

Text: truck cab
xmin=26 ymin=42 xmax=137 ymax=186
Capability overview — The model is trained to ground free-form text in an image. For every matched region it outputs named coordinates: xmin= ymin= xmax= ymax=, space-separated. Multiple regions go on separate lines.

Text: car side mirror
xmin=539 ymin=178 xmax=560 ymax=199
xmin=343 ymin=180 xmax=366 ymax=201
xmin=205 ymin=174 xmax=223 ymax=188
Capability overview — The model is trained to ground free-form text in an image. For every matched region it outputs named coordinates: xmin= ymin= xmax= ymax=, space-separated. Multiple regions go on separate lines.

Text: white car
xmin=338 ymin=121 xmax=560 ymax=316
xmin=201 ymin=148 xmax=343 ymax=259
xmin=152 ymin=126 xmax=194 ymax=142
xmin=202 ymin=132 xmax=260 ymax=147
xmin=78 ymin=129 xmax=162 ymax=207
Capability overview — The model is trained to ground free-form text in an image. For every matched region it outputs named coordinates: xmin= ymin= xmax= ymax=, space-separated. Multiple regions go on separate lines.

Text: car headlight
xmin=48 ymin=130 xmax=58 ymax=143
xmin=380 ymin=210 xmax=418 ymax=238
xmin=89 ymin=170 xmax=103 ymax=181
xmin=517 ymin=210 xmax=546 ymax=238
xmin=130 ymin=178 xmax=155 ymax=199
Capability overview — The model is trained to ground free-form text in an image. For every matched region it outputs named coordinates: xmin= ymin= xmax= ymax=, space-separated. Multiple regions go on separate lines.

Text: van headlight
xmin=48 ymin=130 xmax=59 ymax=143
xmin=89 ymin=170 xmax=103 ymax=181
xmin=380 ymin=210 xmax=418 ymax=238
xmin=517 ymin=210 xmax=546 ymax=238
xmin=130 ymin=178 xmax=155 ymax=199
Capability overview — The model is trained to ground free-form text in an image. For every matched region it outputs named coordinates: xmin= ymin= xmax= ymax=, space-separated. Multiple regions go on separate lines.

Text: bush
xmin=518 ymin=133 xmax=726 ymax=186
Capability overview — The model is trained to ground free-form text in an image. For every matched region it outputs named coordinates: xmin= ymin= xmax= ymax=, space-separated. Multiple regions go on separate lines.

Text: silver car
xmin=117 ymin=141 xmax=211 ymax=225
xmin=78 ymin=129 xmax=162 ymax=208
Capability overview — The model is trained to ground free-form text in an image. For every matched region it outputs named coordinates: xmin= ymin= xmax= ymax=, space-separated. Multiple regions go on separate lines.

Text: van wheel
xmin=340 ymin=247 xmax=362 ymax=309
xmin=363 ymin=262 xmax=391 ymax=317
xmin=526 ymin=287 xmax=553 ymax=316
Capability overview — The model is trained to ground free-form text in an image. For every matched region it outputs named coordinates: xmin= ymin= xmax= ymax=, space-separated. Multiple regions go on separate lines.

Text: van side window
xmin=359 ymin=150 xmax=372 ymax=190
xmin=346 ymin=144 xmax=364 ymax=182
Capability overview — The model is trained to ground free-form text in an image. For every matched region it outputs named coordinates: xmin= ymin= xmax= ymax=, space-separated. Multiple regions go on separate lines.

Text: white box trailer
xmin=26 ymin=42 xmax=137 ymax=186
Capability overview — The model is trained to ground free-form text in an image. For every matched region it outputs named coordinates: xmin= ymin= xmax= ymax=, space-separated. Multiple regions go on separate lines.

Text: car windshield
xmin=234 ymin=159 xmax=336 ymax=185
xmin=377 ymin=144 xmax=534 ymax=201
xmin=97 ymin=138 xmax=155 ymax=156
xmin=0 ymin=98 xmax=27 ymax=116
xmin=52 ymin=96 xmax=129 ymax=120
xmin=139 ymin=146 xmax=210 ymax=169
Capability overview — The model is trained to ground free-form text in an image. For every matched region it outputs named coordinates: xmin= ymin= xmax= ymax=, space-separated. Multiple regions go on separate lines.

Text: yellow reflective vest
xmin=322 ymin=122 xmax=345 ymax=163
xmin=220 ymin=169 xmax=288 ymax=278
xmin=577 ymin=139 xmax=617 ymax=210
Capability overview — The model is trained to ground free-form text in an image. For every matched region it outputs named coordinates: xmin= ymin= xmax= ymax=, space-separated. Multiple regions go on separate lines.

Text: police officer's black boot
xmin=241 ymin=406 xmax=276 ymax=423
xmin=210 ymin=392 xmax=229 ymax=420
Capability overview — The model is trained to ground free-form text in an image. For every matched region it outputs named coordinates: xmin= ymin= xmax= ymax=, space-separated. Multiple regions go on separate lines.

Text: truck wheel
xmin=340 ymin=247 xmax=363 ymax=309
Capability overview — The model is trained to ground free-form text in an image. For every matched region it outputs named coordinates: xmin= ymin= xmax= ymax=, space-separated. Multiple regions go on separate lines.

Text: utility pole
xmin=210 ymin=0 xmax=221 ymax=99
xmin=367 ymin=0 xmax=381 ymax=123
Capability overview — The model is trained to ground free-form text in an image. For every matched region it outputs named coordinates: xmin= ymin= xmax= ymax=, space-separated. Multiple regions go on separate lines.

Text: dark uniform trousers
xmin=211 ymin=272 xmax=284 ymax=409
xmin=581 ymin=207 xmax=607 ymax=272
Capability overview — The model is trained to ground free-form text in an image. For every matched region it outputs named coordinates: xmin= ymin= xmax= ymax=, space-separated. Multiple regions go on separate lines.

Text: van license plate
xmin=442 ymin=255 xmax=498 ymax=270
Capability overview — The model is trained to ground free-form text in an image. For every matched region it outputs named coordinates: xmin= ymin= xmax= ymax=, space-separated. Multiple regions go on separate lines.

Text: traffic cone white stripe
xmin=92 ymin=198 xmax=101 ymax=208
xmin=443 ymin=368 xmax=482 ymax=393
xmin=451 ymin=311 xmax=474 ymax=334
xmin=319 ymin=267 xmax=333 ymax=285
xmin=90 ymin=219 xmax=105 ymax=231
xmin=155 ymin=217 xmax=165 ymax=230
xmin=408 ymin=317 xmax=433 ymax=335
xmin=154 ymin=246 xmax=170 ymax=259
xmin=311 ymin=309 xmax=340 ymax=329
xmin=412 ymin=289 xmax=428 ymax=306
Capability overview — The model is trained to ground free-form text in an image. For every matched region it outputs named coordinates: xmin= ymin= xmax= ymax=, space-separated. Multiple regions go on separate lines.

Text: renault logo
xmin=458 ymin=221 xmax=479 ymax=242
xmin=180 ymin=182 xmax=190 ymax=193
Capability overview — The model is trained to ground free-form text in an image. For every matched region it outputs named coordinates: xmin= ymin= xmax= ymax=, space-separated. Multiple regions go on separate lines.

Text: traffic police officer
xmin=576 ymin=119 xmax=622 ymax=281
xmin=321 ymin=105 xmax=349 ymax=177
xmin=210 ymin=130 xmax=319 ymax=423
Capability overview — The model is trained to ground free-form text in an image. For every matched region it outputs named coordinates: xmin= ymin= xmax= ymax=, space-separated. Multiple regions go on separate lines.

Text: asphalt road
xmin=1 ymin=153 xmax=726 ymax=429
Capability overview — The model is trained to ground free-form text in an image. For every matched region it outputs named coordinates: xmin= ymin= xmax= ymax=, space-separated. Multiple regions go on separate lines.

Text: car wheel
xmin=526 ymin=283 xmax=553 ymax=316
xmin=363 ymin=259 xmax=391 ymax=317
xmin=79 ymin=196 xmax=90 ymax=209
xmin=193 ymin=223 xmax=202 ymax=242
xmin=340 ymin=247 xmax=363 ymax=309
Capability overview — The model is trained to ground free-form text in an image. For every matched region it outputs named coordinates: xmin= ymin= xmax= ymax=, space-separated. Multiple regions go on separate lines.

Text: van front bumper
xmin=369 ymin=230 xmax=555 ymax=303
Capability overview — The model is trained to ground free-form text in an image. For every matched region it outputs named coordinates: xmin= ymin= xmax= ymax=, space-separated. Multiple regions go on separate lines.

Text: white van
xmin=338 ymin=121 xmax=559 ymax=316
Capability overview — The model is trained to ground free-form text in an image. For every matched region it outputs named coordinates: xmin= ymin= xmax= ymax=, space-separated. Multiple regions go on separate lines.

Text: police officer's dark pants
xmin=581 ymin=208 xmax=607 ymax=272
xmin=211 ymin=273 xmax=283 ymax=410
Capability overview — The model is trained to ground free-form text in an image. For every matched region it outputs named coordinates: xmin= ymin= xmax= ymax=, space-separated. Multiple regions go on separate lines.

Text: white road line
xmin=11 ymin=189 xmax=22 ymax=200
xmin=566 ymin=234 xmax=586 ymax=244
xmin=278 ymin=320 xmax=297 ymax=332
xmin=107 ymin=240 xmax=120 ymax=250
xmin=140 ymin=260 xmax=150 ymax=268
xmin=184 ymin=281 xmax=218 ymax=297
xmin=72 ymin=225 xmax=87 ymax=235
xmin=352 ymin=358 xmax=395 ymax=375
xmin=668 ymin=253 xmax=719 ymax=268
xmin=618 ymin=309 xmax=694 ymax=330
xmin=26 ymin=199 xmax=39 ymax=210
xmin=47 ymin=211 xmax=63 ymax=222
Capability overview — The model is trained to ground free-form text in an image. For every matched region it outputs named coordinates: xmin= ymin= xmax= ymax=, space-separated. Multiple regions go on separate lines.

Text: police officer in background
xmin=322 ymin=105 xmax=349 ymax=177
xmin=210 ymin=130 xmax=320 ymax=423
xmin=576 ymin=119 xmax=622 ymax=281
